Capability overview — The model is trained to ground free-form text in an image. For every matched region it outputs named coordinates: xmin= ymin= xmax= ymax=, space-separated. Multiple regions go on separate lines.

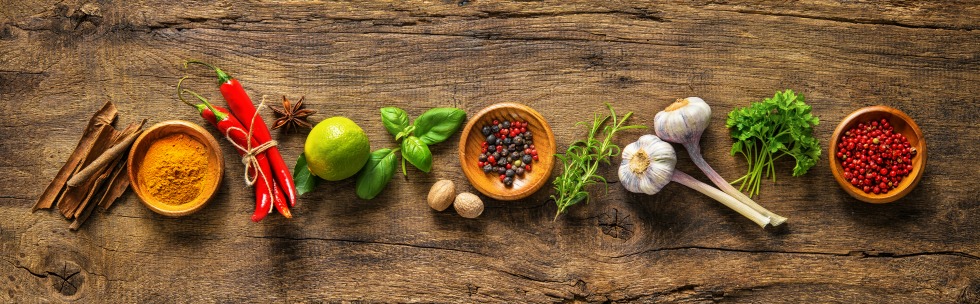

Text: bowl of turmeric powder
xmin=128 ymin=120 xmax=224 ymax=217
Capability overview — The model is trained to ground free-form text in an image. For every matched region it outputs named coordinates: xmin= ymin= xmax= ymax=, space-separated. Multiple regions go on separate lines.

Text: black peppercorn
xmin=503 ymin=121 xmax=511 ymax=128
xmin=491 ymin=125 xmax=500 ymax=133
xmin=497 ymin=167 xmax=507 ymax=174
xmin=515 ymin=167 xmax=525 ymax=175
xmin=479 ymin=154 xmax=487 ymax=162
xmin=483 ymin=164 xmax=493 ymax=173
xmin=481 ymin=125 xmax=491 ymax=136
xmin=506 ymin=169 xmax=515 ymax=177
xmin=503 ymin=177 xmax=513 ymax=186
xmin=503 ymin=137 xmax=512 ymax=145
xmin=487 ymin=134 xmax=497 ymax=145
xmin=523 ymin=155 xmax=533 ymax=164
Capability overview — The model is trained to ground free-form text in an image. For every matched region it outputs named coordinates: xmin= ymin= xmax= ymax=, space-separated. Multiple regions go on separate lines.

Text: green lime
xmin=304 ymin=116 xmax=371 ymax=181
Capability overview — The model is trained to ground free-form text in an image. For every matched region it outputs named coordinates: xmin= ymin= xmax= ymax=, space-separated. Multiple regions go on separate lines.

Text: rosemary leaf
xmin=552 ymin=104 xmax=645 ymax=220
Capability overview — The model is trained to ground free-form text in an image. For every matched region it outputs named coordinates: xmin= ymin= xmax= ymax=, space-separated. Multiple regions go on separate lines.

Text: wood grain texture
xmin=1 ymin=0 xmax=979 ymax=302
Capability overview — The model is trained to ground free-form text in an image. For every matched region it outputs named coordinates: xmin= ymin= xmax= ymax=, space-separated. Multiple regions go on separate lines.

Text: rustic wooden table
xmin=3 ymin=1 xmax=979 ymax=303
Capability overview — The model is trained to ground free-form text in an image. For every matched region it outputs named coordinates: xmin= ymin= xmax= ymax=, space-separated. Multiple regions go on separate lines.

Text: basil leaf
xmin=293 ymin=153 xmax=319 ymax=196
xmin=400 ymin=136 xmax=432 ymax=173
xmin=355 ymin=148 xmax=399 ymax=200
xmin=413 ymin=108 xmax=466 ymax=145
xmin=381 ymin=107 xmax=410 ymax=138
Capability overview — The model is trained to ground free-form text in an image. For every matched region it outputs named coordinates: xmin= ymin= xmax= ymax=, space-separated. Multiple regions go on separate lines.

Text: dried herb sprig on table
xmin=552 ymin=104 xmax=645 ymax=220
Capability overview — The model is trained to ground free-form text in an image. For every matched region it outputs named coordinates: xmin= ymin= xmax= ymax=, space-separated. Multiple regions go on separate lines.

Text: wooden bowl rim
xmin=127 ymin=120 xmax=224 ymax=217
xmin=829 ymin=105 xmax=926 ymax=204
xmin=458 ymin=102 xmax=556 ymax=201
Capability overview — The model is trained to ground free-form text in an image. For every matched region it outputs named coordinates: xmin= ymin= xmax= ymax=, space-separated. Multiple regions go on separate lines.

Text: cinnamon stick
xmin=66 ymin=120 xmax=144 ymax=220
xmin=97 ymin=157 xmax=129 ymax=210
xmin=70 ymin=157 xmax=116 ymax=229
xmin=67 ymin=121 xmax=145 ymax=187
xmin=58 ymin=125 xmax=117 ymax=218
xmin=33 ymin=101 xmax=117 ymax=211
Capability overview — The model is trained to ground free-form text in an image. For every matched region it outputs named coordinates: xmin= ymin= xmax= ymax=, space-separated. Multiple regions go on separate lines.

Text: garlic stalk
xmin=654 ymin=97 xmax=787 ymax=226
xmin=619 ymin=135 xmax=771 ymax=228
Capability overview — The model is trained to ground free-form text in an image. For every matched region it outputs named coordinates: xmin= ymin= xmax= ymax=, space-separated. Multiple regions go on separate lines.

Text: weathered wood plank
xmin=1 ymin=0 xmax=978 ymax=302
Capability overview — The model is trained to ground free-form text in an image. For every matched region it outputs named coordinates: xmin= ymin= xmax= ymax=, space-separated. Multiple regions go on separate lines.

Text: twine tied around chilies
xmin=224 ymin=96 xmax=278 ymax=200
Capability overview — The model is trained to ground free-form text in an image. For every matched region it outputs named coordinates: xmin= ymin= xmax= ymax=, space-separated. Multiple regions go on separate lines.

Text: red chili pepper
xmin=186 ymin=61 xmax=299 ymax=208
xmin=272 ymin=181 xmax=291 ymax=218
xmin=179 ymin=83 xmax=290 ymax=221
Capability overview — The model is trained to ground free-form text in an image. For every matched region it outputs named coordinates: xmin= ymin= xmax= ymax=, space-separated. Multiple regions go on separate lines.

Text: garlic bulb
xmin=619 ymin=135 xmax=676 ymax=195
xmin=654 ymin=97 xmax=711 ymax=144
xmin=619 ymin=134 xmax=772 ymax=228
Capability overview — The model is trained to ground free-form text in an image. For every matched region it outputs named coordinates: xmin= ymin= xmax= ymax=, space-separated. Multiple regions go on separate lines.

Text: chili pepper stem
xmin=177 ymin=76 xmax=229 ymax=121
xmin=185 ymin=60 xmax=233 ymax=85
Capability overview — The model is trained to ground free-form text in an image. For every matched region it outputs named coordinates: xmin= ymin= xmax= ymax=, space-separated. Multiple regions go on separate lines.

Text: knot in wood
xmin=46 ymin=261 xmax=85 ymax=298
xmin=598 ymin=208 xmax=634 ymax=240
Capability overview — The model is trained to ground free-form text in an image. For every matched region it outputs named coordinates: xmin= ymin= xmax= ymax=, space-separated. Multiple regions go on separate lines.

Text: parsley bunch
xmin=726 ymin=90 xmax=821 ymax=197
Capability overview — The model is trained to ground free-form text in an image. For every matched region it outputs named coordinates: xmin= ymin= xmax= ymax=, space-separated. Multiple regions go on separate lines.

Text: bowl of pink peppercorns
xmin=830 ymin=106 xmax=926 ymax=203
xmin=458 ymin=103 xmax=556 ymax=201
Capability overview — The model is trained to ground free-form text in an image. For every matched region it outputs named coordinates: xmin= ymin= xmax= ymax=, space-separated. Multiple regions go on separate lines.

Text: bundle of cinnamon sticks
xmin=33 ymin=101 xmax=146 ymax=230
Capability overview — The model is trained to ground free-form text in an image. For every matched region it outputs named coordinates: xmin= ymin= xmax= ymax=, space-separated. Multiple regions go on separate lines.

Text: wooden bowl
xmin=458 ymin=103 xmax=556 ymax=201
xmin=127 ymin=120 xmax=224 ymax=216
xmin=829 ymin=106 xmax=926 ymax=203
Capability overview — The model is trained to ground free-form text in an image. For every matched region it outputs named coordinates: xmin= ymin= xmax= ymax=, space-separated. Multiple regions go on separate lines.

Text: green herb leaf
xmin=355 ymin=148 xmax=399 ymax=200
xmin=293 ymin=153 xmax=319 ymax=196
xmin=381 ymin=107 xmax=410 ymax=138
xmin=401 ymin=136 xmax=432 ymax=173
xmin=726 ymin=89 xmax=821 ymax=197
xmin=552 ymin=104 xmax=644 ymax=219
xmin=413 ymin=108 xmax=466 ymax=145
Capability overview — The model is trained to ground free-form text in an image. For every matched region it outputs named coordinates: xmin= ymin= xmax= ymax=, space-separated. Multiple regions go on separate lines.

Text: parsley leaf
xmin=725 ymin=90 xmax=821 ymax=197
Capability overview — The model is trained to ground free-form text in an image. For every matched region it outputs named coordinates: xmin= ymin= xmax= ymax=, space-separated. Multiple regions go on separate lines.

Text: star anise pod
xmin=270 ymin=96 xmax=317 ymax=133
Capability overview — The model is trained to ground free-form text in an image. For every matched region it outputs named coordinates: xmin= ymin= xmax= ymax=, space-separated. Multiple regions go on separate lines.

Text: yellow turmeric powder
xmin=139 ymin=134 xmax=210 ymax=205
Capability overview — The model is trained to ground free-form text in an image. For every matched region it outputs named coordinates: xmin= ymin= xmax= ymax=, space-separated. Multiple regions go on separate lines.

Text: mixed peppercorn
xmin=477 ymin=119 xmax=538 ymax=187
xmin=836 ymin=118 xmax=916 ymax=195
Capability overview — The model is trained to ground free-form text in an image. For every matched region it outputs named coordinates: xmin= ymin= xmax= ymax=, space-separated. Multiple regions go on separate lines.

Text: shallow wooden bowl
xmin=830 ymin=106 xmax=926 ymax=204
xmin=127 ymin=120 xmax=224 ymax=216
xmin=458 ymin=103 xmax=556 ymax=201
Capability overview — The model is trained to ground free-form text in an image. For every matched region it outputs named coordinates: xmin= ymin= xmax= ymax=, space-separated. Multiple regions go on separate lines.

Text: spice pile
xmin=477 ymin=119 xmax=538 ymax=187
xmin=33 ymin=101 xmax=146 ymax=230
xmin=139 ymin=133 xmax=211 ymax=205
xmin=836 ymin=118 xmax=916 ymax=194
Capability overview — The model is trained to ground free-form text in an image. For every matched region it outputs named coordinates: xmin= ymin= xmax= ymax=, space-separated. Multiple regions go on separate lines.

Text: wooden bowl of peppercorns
xmin=830 ymin=106 xmax=926 ymax=204
xmin=459 ymin=103 xmax=556 ymax=201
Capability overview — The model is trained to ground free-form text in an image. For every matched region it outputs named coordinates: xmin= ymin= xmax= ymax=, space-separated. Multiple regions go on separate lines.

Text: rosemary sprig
xmin=552 ymin=104 xmax=645 ymax=220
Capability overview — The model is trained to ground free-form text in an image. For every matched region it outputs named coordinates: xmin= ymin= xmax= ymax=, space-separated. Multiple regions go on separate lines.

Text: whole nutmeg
xmin=427 ymin=180 xmax=456 ymax=211
xmin=454 ymin=192 xmax=484 ymax=219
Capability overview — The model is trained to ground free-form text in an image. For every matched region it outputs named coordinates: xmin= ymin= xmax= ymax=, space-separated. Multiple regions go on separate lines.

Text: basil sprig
xmin=354 ymin=107 xmax=466 ymax=200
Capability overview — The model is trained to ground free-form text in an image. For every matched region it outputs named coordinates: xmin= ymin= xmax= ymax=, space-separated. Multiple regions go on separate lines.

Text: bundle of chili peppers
xmin=177 ymin=61 xmax=298 ymax=222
